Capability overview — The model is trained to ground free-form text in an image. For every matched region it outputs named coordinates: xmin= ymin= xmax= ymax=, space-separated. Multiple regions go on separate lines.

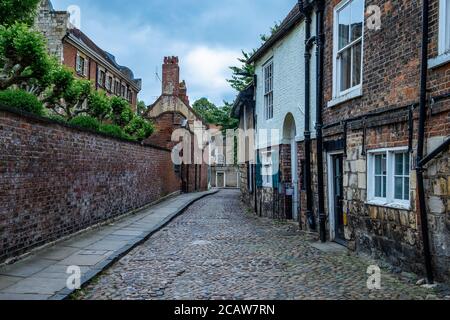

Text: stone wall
xmin=0 ymin=108 xmax=181 ymax=263
xmin=34 ymin=0 xmax=69 ymax=63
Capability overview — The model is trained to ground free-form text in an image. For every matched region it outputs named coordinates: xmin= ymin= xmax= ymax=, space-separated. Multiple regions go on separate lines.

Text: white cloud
xmin=182 ymin=46 xmax=240 ymax=104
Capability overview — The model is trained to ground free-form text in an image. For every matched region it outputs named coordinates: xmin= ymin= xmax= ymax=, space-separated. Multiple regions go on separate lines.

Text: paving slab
xmin=0 ymin=275 xmax=22 ymax=291
xmin=0 ymin=189 xmax=217 ymax=300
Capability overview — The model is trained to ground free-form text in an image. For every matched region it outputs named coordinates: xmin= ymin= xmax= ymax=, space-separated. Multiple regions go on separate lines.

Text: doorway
xmin=328 ymin=153 xmax=346 ymax=245
xmin=282 ymin=113 xmax=298 ymax=221
xmin=216 ymin=172 xmax=225 ymax=188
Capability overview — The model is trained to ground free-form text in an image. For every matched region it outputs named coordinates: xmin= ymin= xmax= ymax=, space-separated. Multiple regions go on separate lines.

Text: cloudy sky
xmin=52 ymin=0 xmax=294 ymax=106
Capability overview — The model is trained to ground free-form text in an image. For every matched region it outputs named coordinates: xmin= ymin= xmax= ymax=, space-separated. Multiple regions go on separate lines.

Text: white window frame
xmin=367 ymin=147 xmax=411 ymax=210
xmin=439 ymin=0 xmax=450 ymax=55
xmin=263 ymin=59 xmax=274 ymax=121
xmin=332 ymin=0 xmax=365 ymax=100
xmin=76 ymin=53 xmax=86 ymax=76
xmin=261 ymin=151 xmax=273 ymax=188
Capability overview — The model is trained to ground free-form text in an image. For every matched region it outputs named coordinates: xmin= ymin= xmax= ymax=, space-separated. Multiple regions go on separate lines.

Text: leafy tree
xmin=227 ymin=22 xmax=281 ymax=93
xmin=43 ymin=65 xmax=91 ymax=120
xmin=192 ymin=98 xmax=238 ymax=131
xmin=124 ymin=117 xmax=155 ymax=141
xmin=0 ymin=88 xmax=44 ymax=115
xmin=136 ymin=100 xmax=148 ymax=116
xmin=87 ymin=90 xmax=111 ymax=122
xmin=110 ymin=96 xmax=134 ymax=127
xmin=0 ymin=0 xmax=41 ymax=27
xmin=0 ymin=23 xmax=53 ymax=92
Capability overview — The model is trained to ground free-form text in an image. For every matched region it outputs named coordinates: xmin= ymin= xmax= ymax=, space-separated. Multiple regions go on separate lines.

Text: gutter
xmin=416 ymin=0 xmax=434 ymax=284
xmin=300 ymin=0 xmax=316 ymax=231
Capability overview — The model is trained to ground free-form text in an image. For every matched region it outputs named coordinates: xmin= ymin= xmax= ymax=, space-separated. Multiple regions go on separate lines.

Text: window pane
xmin=375 ymin=155 xmax=381 ymax=174
xmin=375 ymin=176 xmax=382 ymax=197
xmin=383 ymin=176 xmax=387 ymax=198
xmin=404 ymin=153 xmax=410 ymax=174
xmin=404 ymin=178 xmax=410 ymax=200
xmin=338 ymin=4 xmax=351 ymax=49
xmin=395 ymin=153 xmax=404 ymax=175
xmin=340 ymin=47 xmax=352 ymax=91
xmin=350 ymin=0 xmax=364 ymax=41
xmin=352 ymin=41 xmax=362 ymax=87
xmin=395 ymin=177 xmax=403 ymax=199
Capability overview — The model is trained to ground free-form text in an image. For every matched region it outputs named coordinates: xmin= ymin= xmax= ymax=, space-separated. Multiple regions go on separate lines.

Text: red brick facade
xmin=0 ymin=108 xmax=180 ymax=263
xmin=320 ymin=0 xmax=450 ymax=281
xmin=145 ymin=57 xmax=210 ymax=193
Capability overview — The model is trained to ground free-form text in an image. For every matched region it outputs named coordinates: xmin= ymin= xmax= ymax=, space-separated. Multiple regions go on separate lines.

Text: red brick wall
xmin=321 ymin=0 xmax=450 ymax=281
xmin=0 ymin=109 xmax=181 ymax=262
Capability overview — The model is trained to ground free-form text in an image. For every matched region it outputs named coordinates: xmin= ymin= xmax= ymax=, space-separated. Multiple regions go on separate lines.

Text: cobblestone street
xmin=75 ymin=190 xmax=446 ymax=300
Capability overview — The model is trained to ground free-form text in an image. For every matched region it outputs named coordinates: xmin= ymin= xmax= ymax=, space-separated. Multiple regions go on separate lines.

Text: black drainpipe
xmin=300 ymin=0 xmax=316 ymax=231
xmin=416 ymin=0 xmax=434 ymax=284
xmin=315 ymin=0 xmax=326 ymax=243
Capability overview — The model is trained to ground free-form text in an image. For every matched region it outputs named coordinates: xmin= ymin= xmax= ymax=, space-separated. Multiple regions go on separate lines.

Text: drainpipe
xmin=416 ymin=0 xmax=434 ymax=284
xmin=315 ymin=0 xmax=326 ymax=242
xmin=301 ymin=0 xmax=316 ymax=231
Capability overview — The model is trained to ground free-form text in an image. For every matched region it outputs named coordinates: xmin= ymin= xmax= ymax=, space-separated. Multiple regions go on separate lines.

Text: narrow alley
xmin=74 ymin=190 xmax=444 ymax=300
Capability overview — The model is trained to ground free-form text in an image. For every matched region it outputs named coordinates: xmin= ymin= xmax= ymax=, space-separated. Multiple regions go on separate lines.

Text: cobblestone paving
xmin=75 ymin=190 xmax=448 ymax=300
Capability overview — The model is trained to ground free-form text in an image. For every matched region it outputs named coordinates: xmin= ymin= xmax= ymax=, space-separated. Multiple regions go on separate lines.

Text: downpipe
xmin=416 ymin=0 xmax=434 ymax=284
xmin=315 ymin=1 xmax=327 ymax=243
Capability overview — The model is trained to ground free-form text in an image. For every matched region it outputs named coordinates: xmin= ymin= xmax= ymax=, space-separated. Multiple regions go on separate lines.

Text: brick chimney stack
xmin=162 ymin=56 xmax=180 ymax=96
xmin=179 ymin=80 xmax=190 ymax=106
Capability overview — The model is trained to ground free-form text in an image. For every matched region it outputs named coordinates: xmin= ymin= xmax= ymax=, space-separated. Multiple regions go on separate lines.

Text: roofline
xmin=147 ymin=94 xmax=210 ymax=128
xmin=248 ymin=11 xmax=304 ymax=64
xmin=65 ymin=34 xmax=142 ymax=91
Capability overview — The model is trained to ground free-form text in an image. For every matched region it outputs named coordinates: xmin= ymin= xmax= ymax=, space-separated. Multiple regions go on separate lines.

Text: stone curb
xmin=49 ymin=189 xmax=219 ymax=300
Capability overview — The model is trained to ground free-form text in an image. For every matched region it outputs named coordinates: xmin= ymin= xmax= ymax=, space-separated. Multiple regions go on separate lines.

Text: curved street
xmin=75 ymin=190 xmax=444 ymax=300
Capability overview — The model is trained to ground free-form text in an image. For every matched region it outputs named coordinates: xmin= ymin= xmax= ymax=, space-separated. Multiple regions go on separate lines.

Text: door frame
xmin=216 ymin=171 xmax=226 ymax=188
xmin=327 ymin=151 xmax=344 ymax=243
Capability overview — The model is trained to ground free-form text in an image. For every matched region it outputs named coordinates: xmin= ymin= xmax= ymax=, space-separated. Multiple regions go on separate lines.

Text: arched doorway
xmin=282 ymin=114 xmax=298 ymax=221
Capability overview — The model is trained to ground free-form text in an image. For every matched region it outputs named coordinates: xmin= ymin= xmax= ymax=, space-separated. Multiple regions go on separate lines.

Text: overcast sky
xmin=52 ymin=0 xmax=294 ymax=106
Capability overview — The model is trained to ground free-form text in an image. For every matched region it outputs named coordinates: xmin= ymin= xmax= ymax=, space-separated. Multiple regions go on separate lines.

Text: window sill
xmin=366 ymin=200 xmax=411 ymax=211
xmin=428 ymin=52 xmax=450 ymax=69
xmin=327 ymin=87 xmax=362 ymax=108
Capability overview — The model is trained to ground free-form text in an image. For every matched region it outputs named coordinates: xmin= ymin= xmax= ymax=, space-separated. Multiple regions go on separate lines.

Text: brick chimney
xmin=162 ymin=56 xmax=180 ymax=96
xmin=179 ymin=80 xmax=190 ymax=106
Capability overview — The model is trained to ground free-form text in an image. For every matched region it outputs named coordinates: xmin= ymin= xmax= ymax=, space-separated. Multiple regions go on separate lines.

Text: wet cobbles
xmin=74 ymin=190 xmax=448 ymax=300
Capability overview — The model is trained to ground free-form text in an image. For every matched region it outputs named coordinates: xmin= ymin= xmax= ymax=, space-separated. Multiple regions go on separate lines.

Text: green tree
xmin=0 ymin=0 xmax=41 ymax=27
xmin=192 ymin=98 xmax=238 ymax=131
xmin=110 ymin=96 xmax=134 ymax=127
xmin=87 ymin=90 xmax=111 ymax=122
xmin=0 ymin=23 xmax=53 ymax=91
xmin=136 ymin=100 xmax=148 ymax=116
xmin=124 ymin=117 xmax=155 ymax=141
xmin=227 ymin=22 xmax=281 ymax=93
xmin=43 ymin=65 xmax=92 ymax=120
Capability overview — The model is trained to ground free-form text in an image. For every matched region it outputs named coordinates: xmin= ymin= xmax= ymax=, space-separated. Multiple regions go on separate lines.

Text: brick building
xmin=144 ymin=57 xmax=210 ymax=193
xmin=35 ymin=0 xmax=142 ymax=110
xmin=234 ymin=0 xmax=450 ymax=283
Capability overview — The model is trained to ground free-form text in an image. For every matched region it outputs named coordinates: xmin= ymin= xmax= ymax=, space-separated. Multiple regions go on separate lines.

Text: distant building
xmin=35 ymin=0 xmax=142 ymax=110
xmin=144 ymin=57 xmax=210 ymax=193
